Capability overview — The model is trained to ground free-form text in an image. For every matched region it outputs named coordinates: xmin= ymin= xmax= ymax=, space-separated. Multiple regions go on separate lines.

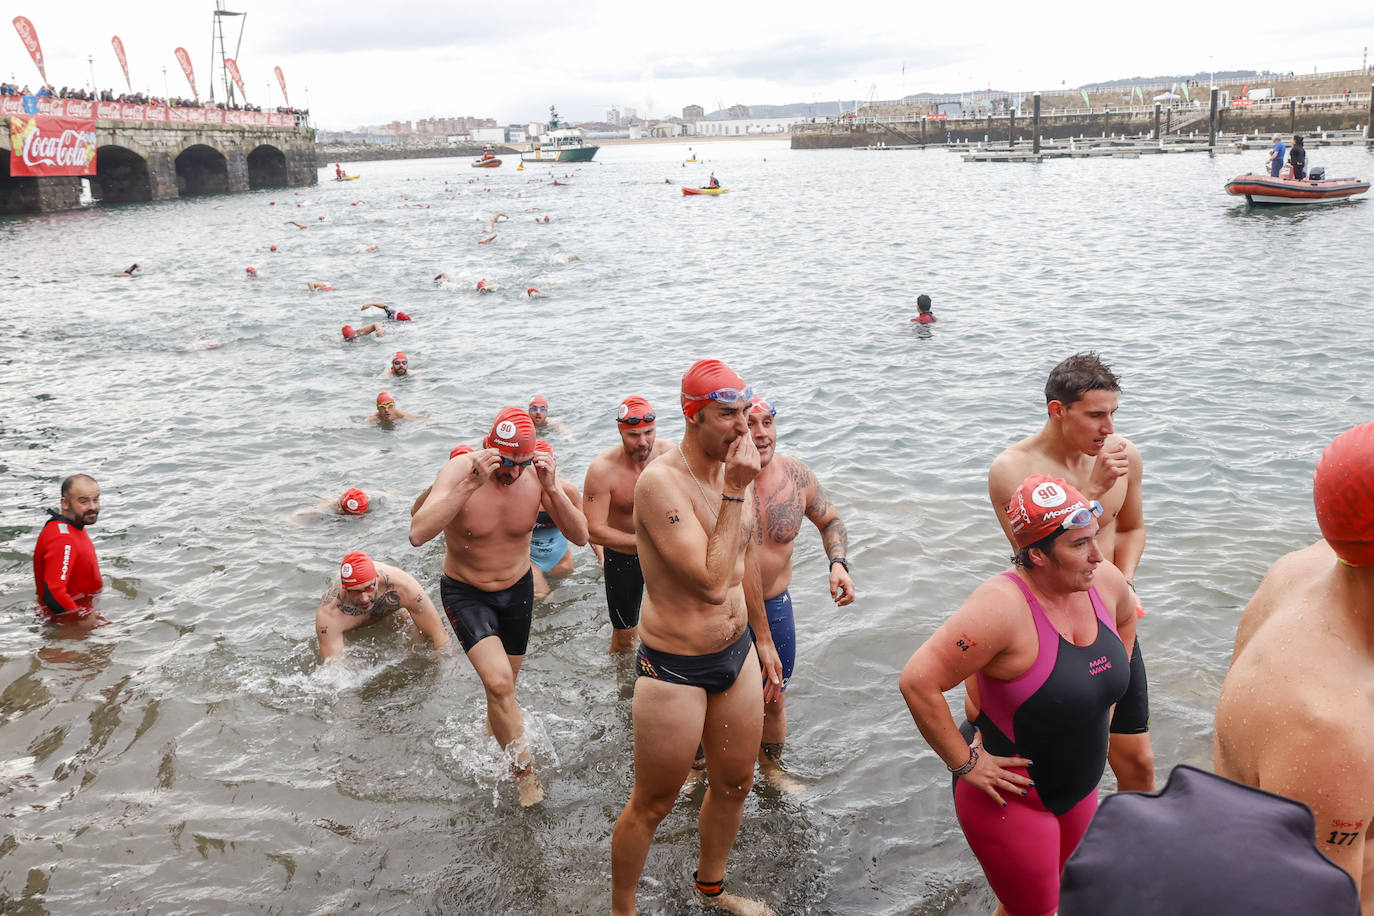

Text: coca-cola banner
xmin=12 ymin=17 xmax=47 ymax=85
xmin=224 ymin=58 xmax=247 ymax=101
xmin=174 ymin=47 xmax=198 ymax=101
xmin=274 ymin=66 xmax=289 ymax=107
xmin=8 ymin=115 xmax=97 ymax=176
xmin=111 ymin=36 xmax=131 ymax=92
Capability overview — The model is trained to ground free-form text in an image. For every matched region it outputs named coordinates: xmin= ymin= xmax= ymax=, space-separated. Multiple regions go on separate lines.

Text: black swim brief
xmin=603 ymin=547 xmax=645 ymax=630
xmin=440 ymin=568 xmax=534 ymax=655
xmin=635 ymin=629 xmax=753 ymax=694
xmin=1109 ymin=639 xmax=1150 ymax=735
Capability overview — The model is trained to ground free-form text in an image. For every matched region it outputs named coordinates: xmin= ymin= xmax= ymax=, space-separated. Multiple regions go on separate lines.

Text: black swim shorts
xmin=440 ymin=568 xmax=534 ymax=655
xmin=603 ymin=547 xmax=645 ymax=630
xmin=635 ymin=629 xmax=753 ymax=694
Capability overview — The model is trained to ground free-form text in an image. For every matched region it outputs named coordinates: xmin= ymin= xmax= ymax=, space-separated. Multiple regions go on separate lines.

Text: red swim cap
xmin=393 ymin=351 xmax=407 ymax=362
xmin=1314 ymin=422 xmax=1374 ymax=567
xmin=450 ymin=444 xmax=474 ymax=459
xmin=485 ymin=407 xmax=537 ymax=455
xmin=270 ymin=244 xmax=277 ymax=251
xmin=749 ymin=396 xmax=777 ymax=417
xmin=377 ymin=391 xmax=394 ymax=405
xmin=394 ymin=311 xmax=411 ymax=321
xmin=342 ymin=325 xmax=356 ymax=339
xmin=340 ymin=488 xmax=369 ymax=515
xmin=535 ymin=439 xmax=555 ymax=457
xmin=681 ymin=359 xmax=749 ymax=419
xmin=1005 ymin=475 xmax=1100 ymax=550
xmin=529 ymin=395 xmax=548 ymax=408
xmin=618 ymin=396 xmax=655 ymax=424
xmin=476 ymin=279 xmax=487 ymax=291
xmin=340 ymin=551 xmax=377 ymax=587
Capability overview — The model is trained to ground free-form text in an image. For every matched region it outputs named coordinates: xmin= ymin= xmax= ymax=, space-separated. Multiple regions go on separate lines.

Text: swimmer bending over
xmin=316 ymin=551 xmax=451 ymax=659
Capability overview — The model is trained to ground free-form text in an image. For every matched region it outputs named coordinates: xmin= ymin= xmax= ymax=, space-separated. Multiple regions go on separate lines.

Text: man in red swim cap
xmin=314 ymin=551 xmax=450 ymax=660
xmin=382 ymin=351 xmax=412 ymax=378
xmin=527 ymin=395 xmax=572 ymax=438
xmin=745 ymin=393 xmax=856 ymax=792
xmin=32 ymin=474 xmax=105 ymax=628
xmin=410 ymin=407 xmax=588 ymax=806
xmin=987 ymin=352 xmax=1155 ymax=793
xmin=365 ymin=391 xmax=422 ymax=424
xmin=1215 ymin=421 xmax=1374 ymax=902
xmin=361 ymin=302 xmax=412 ymax=322
xmin=341 ymin=322 xmax=384 ymax=342
xmin=583 ymin=395 xmax=673 ymax=653
xmin=611 ymin=359 xmax=783 ymax=916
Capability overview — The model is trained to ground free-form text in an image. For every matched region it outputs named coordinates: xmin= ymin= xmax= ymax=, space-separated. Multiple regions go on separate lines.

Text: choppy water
xmin=2 ymin=138 xmax=1372 ymax=914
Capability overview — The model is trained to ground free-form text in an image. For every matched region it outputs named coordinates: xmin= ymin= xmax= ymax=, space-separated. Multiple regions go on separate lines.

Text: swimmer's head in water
xmin=340 ymin=550 xmax=377 ymax=588
xmin=449 ymin=444 xmax=474 ymax=459
xmin=680 ymin=359 xmax=750 ymax=420
xmin=917 ymin=294 xmax=932 ymax=313
xmin=485 ymin=407 xmax=537 ymax=485
xmin=376 ymin=392 xmax=397 ymax=419
xmin=340 ymin=488 xmax=369 ymax=515
xmin=391 ymin=352 xmax=408 ymax=375
xmin=1314 ymin=422 xmax=1374 ymax=567
xmin=1005 ymin=475 xmax=1102 ymax=551
xmin=528 ymin=396 xmax=549 ymax=426
xmin=394 ymin=311 xmax=411 ymax=321
xmin=246 ymin=266 xmax=257 ymax=277
xmin=341 ymin=325 xmax=357 ymax=341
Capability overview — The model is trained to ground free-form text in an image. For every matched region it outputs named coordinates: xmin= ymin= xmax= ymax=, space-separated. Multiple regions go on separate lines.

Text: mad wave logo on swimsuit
xmin=1031 ymin=482 xmax=1068 ymax=508
xmin=496 ymin=420 xmax=517 ymax=440
xmin=341 ymin=562 xmax=354 ymax=578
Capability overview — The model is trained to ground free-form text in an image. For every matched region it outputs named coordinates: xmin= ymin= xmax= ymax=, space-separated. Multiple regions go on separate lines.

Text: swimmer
xmin=1214 ymin=422 xmax=1374 ymax=911
xmin=478 ymin=234 xmax=498 ymax=245
xmin=527 ymin=440 xmax=586 ymax=601
xmin=270 ymin=244 xmax=278 ymax=252
xmin=746 ymin=395 xmax=855 ymax=791
xmin=913 ymin=293 xmax=936 ymax=324
xmin=287 ymin=221 xmax=308 ymax=229
xmin=476 ymin=279 xmax=494 ymax=294
xmin=611 ymin=360 xmax=782 ymax=916
xmin=488 ymin=212 xmax=508 ymax=233
xmin=558 ymin=254 xmax=580 ymax=263
xmin=583 ymin=396 xmax=673 ymax=653
xmin=527 ymin=395 xmax=573 ymax=439
xmin=361 ymin=303 xmax=412 ymax=322
xmin=434 ymin=272 xmax=450 ymax=286
xmin=290 ymin=487 xmax=373 ymax=524
xmin=410 ymin=408 xmax=589 ymax=806
xmin=381 ymin=351 xmax=412 ymax=378
xmin=364 ymin=245 xmax=379 ymax=253
xmin=309 ymin=282 xmax=336 ymax=292
xmin=121 ymin=263 xmax=140 ymax=276
xmin=341 ymin=323 xmax=385 ymax=342
xmin=901 ymin=476 xmax=1135 ymax=916
xmin=245 ymin=266 xmax=258 ymax=279
xmin=32 ymin=474 xmax=105 ymax=629
xmin=365 ymin=391 xmax=422 ymax=424
xmin=986 ymin=352 xmax=1154 ymax=793
xmin=526 ymin=288 xmax=547 ymax=298
xmin=315 ymin=551 xmax=451 ymax=660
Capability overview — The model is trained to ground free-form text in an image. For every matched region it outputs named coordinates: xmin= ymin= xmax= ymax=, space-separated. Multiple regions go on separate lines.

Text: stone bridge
xmin=2 ymin=116 xmax=317 ymax=214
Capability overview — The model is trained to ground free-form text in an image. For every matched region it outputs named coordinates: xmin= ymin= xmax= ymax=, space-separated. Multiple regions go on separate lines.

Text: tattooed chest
xmin=762 ymin=484 xmax=804 ymax=545
xmin=341 ymin=589 xmax=403 ymax=619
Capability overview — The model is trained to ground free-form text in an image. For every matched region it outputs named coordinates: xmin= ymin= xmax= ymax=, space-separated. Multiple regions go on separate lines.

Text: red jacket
xmin=33 ymin=511 xmax=102 ymax=614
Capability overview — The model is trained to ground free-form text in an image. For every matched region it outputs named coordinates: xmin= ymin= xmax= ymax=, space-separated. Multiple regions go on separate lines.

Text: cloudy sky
xmin=9 ymin=0 xmax=1373 ymax=128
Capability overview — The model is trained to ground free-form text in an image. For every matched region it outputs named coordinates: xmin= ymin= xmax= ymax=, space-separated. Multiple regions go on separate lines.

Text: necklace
xmin=677 ymin=443 xmax=718 ymax=520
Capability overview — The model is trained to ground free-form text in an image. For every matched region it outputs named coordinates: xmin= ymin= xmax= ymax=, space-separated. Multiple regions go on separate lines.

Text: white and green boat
xmin=521 ymin=127 xmax=599 ymax=164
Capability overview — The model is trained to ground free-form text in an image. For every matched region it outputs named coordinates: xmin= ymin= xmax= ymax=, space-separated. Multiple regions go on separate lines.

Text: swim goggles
xmin=681 ymin=385 xmax=752 ymax=405
xmin=500 ymin=456 xmax=534 ymax=467
xmin=528 ymin=406 xmax=549 ymax=414
xmin=377 ymin=401 xmax=396 ymax=409
xmin=618 ymin=412 xmax=656 ymax=426
xmin=1059 ymin=500 xmax=1105 ymax=531
xmin=392 ymin=359 xmax=407 ymax=366
xmin=749 ymin=399 xmax=776 ymax=417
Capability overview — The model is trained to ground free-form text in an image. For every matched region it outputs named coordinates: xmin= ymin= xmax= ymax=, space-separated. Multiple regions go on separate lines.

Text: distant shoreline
xmin=319 ymin=133 xmax=782 ymax=166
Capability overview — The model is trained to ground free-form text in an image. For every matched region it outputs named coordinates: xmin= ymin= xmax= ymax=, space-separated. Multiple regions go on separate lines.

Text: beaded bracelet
xmin=948 ymin=745 xmax=979 ymax=777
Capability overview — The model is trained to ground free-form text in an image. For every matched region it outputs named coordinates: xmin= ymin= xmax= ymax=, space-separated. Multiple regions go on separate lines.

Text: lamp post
xmin=88 ymin=55 xmax=95 ymax=93
xmin=162 ymin=65 xmax=169 ymax=100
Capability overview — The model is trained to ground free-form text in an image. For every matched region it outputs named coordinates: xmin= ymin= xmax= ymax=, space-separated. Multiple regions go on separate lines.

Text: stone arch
xmin=246 ymin=143 xmax=288 ymax=189
xmin=93 ymin=145 xmax=152 ymax=203
xmin=175 ymin=143 xmax=229 ymax=196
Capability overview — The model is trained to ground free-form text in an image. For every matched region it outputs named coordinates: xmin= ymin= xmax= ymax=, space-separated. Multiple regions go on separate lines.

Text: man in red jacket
xmin=33 ymin=474 xmax=104 ymax=626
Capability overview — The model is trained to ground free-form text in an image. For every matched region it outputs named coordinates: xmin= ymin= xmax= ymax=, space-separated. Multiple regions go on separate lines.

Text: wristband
xmin=948 ymin=745 xmax=979 ymax=777
xmin=830 ymin=557 xmax=850 ymax=573
xmin=721 ymin=494 xmax=745 ymax=503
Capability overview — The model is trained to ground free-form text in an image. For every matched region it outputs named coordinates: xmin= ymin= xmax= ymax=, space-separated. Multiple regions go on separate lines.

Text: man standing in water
xmin=315 ymin=551 xmax=451 ymax=659
xmin=987 ymin=352 xmax=1155 ymax=792
xmin=583 ymin=396 xmax=673 ymax=653
xmin=33 ymin=473 xmax=104 ymax=627
xmin=745 ymin=395 xmax=855 ymax=790
xmin=611 ymin=360 xmax=783 ymax=916
xmin=1214 ymin=422 xmax=1374 ymax=913
xmin=410 ymin=408 xmax=588 ymax=806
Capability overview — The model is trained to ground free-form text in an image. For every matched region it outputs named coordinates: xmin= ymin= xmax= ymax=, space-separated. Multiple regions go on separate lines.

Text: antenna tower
xmin=208 ymin=0 xmax=248 ymax=104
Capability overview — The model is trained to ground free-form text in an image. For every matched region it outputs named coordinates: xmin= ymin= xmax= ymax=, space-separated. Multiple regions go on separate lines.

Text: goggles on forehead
xmin=618 ymin=412 xmax=655 ymax=426
xmin=682 ymin=385 xmax=752 ymax=405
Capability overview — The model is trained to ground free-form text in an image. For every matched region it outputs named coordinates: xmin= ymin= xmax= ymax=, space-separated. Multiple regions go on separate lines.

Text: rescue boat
xmin=1225 ymin=170 xmax=1369 ymax=205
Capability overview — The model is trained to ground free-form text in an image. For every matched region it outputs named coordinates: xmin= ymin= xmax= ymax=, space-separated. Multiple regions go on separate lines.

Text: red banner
xmin=928 ymin=113 xmax=949 ymax=121
xmin=8 ymin=115 xmax=96 ymax=176
xmin=12 ymin=16 xmax=47 ymax=84
xmin=274 ymin=66 xmax=289 ymax=107
xmin=112 ymin=36 xmax=131 ymax=92
xmin=224 ymin=58 xmax=247 ymax=101
xmin=174 ymin=47 xmax=198 ymax=101
xmin=2 ymin=96 xmax=293 ymax=127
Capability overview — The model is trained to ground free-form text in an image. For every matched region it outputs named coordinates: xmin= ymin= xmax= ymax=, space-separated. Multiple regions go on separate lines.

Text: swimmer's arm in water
xmin=393 ymin=569 xmax=451 ymax=650
xmin=548 ymin=417 xmax=575 ymax=440
xmin=745 ymin=535 xmax=783 ymax=703
xmin=1110 ymin=440 xmax=1146 ymax=579
xmin=409 ymin=452 xmax=491 ymax=546
xmin=804 ymin=470 xmax=855 ymax=606
xmin=583 ymin=462 xmax=637 ymax=553
xmin=534 ymin=454 xmax=588 ymax=546
xmin=316 ymin=588 xmax=346 ymax=660
xmin=899 ymin=580 xmax=1033 ymax=805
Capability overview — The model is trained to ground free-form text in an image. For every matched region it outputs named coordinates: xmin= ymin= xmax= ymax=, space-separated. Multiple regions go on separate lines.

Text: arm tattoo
xmin=821 ymin=517 xmax=848 ymax=560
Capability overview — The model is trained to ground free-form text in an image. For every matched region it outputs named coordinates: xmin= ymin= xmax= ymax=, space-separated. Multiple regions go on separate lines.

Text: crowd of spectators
xmin=1 ymin=81 xmax=308 ymax=122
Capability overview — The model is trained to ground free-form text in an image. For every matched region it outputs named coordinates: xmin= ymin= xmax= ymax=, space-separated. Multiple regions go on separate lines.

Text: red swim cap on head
xmin=377 ymin=391 xmax=394 ymax=405
xmin=270 ymin=244 xmax=277 ymax=251
xmin=1005 ymin=475 xmax=1098 ymax=550
xmin=340 ymin=488 xmax=369 ymax=515
xmin=487 ymin=407 xmax=536 ymax=455
xmin=342 ymin=325 xmax=356 ymax=339
xmin=618 ymin=396 xmax=655 ymax=424
xmin=681 ymin=359 xmax=748 ymax=418
xmin=450 ymin=444 xmax=474 ymax=459
xmin=529 ymin=395 xmax=548 ymax=408
xmin=1314 ymin=422 xmax=1374 ymax=567
xmin=749 ymin=396 xmax=777 ymax=417
xmin=340 ymin=551 xmax=377 ymax=587
xmin=394 ymin=311 xmax=411 ymax=321
xmin=535 ymin=439 xmax=555 ymax=457
xmin=393 ymin=351 xmax=407 ymax=361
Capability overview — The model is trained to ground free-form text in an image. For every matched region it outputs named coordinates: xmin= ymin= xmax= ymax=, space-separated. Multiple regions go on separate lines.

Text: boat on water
xmin=682 ymin=186 xmax=730 ymax=196
xmin=333 ymin=174 xmax=360 ymax=181
xmin=471 ymin=157 xmax=501 ymax=168
xmin=521 ymin=128 xmax=599 ymax=164
xmin=1225 ymin=168 xmax=1369 ymax=205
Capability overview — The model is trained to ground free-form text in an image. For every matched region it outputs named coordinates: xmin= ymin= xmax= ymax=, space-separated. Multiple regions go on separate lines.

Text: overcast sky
xmin=9 ymin=1 xmax=1373 ymax=128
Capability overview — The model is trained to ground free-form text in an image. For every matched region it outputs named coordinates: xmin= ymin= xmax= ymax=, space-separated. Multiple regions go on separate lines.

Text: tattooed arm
xmin=316 ymin=583 xmax=346 ymax=660
xmin=802 ymin=464 xmax=855 ymax=606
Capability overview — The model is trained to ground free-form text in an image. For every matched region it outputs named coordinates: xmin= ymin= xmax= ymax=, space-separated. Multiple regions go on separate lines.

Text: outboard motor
xmin=1309 ymin=166 xmax=1326 ymax=180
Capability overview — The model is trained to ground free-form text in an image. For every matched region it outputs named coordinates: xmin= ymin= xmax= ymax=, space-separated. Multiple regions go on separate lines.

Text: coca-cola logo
xmin=19 ymin=125 xmax=95 ymax=169
xmin=97 ymin=102 xmax=121 ymax=118
xmin=64 ymin=100 xmax=93 ymax=118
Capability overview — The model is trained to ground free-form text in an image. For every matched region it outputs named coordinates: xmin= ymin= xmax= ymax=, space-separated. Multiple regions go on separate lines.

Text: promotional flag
xmin=12 ymin=16 xmax=47 ymax=85
xmin=274 ymin=66 xmax=289 ymax=106
xmin=224 ymin=57 xmax=246 ymax=100
xmin=174 ymin=46 xmax=198 ymax=101
xmin=111 ymin=36 xmax=131 ymax=92
xmin=1080 ymin=89 xmax=1091 ymax=108
xmin=8 ymin=115 xmax=97 ymax=176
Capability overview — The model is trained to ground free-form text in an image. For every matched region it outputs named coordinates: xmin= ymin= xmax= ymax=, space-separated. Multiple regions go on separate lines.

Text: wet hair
xmin=1044 ymin=352 xmax=1121 ymax=407
xmin=917 ymin=294 xmax=932 ymax=312
xmin=61 ymin=473 xmax=97 ymax=498
xmin=1011 ymin=527 xmax=1066 ymax=569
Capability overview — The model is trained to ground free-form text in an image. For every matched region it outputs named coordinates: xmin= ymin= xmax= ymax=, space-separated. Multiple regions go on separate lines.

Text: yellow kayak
xmin=682 ymin=186 xmax=730 ymax=196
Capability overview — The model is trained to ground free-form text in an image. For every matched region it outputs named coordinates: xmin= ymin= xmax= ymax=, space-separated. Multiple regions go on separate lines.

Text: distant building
xmin=607 ymin=107 xmax=621 ymax=125
xmin=695 ymin=115 xmax=804 ymax=137
xmin=471 ymin=126 xmax=507 ymax=144
xmin=726 ymin=104 xmax=750 ymax=119
xmin=682 ymin=104 xmax=704 ymax=122
xmin=623 ymin=106 xmax=637 ymax=122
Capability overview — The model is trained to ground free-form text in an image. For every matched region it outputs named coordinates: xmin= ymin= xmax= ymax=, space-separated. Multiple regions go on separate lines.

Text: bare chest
xmin=451 ymin=482 xmax=540 ymax=540
xmin=754 ymin=463 xmax=806 ymax=546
